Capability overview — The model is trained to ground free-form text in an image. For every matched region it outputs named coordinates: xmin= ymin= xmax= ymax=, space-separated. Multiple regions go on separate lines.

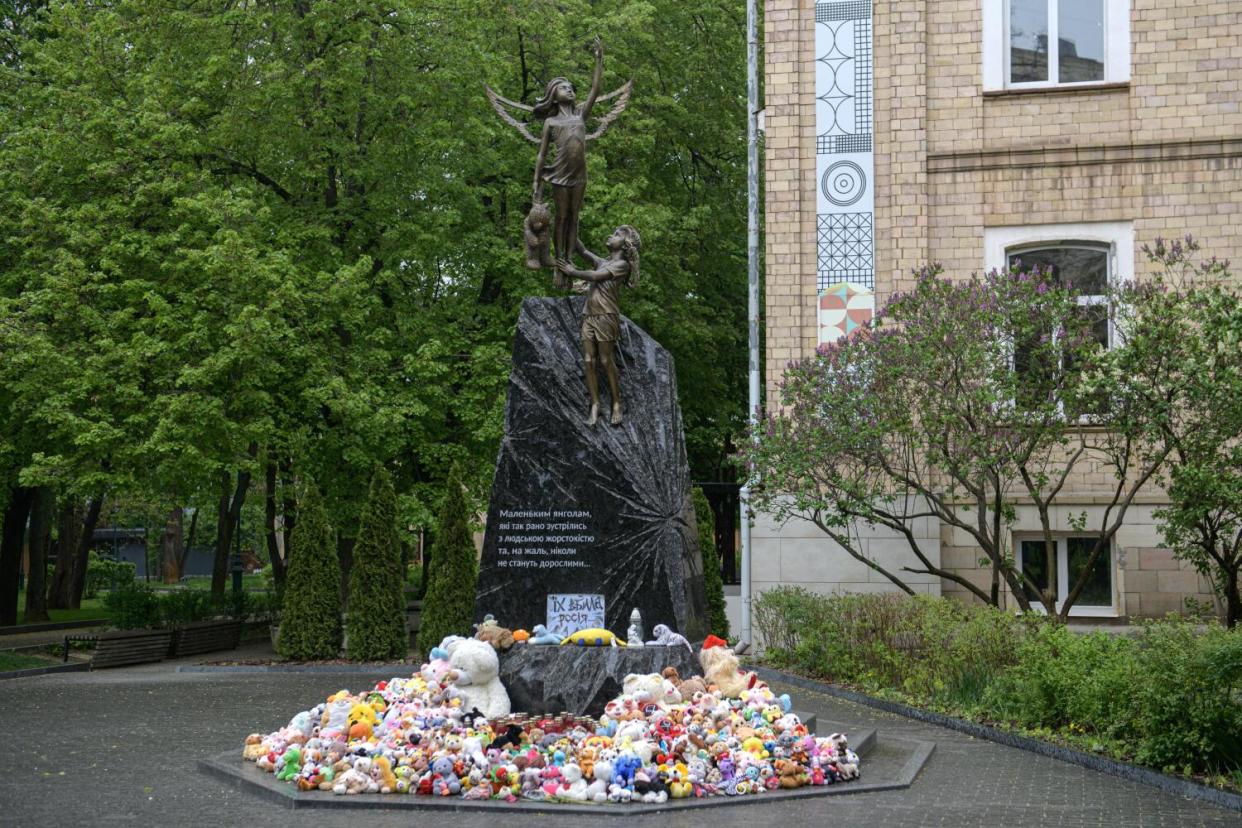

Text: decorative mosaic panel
xmin=815 ymin=0 xmax=875 ymax=343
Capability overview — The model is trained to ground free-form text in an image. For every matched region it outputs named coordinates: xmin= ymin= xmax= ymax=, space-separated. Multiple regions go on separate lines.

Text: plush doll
xmin=561 ymin=628 xmax=625 ymax=647
xmin=776 ymin=758 xmax=808 ymax=788
xmin=275 ymin=746 xmax=302 ymax=782
xmin=332 ymin=765 xmax=373 ymax=795
xmin=373 ymin=756 xmax=398 ymax=794
xmin=621 ymin=672 xmax=671 ymax=706
xmin=661 ymin=666 xmax=707 ymax=700
xmin=632 ymin=769 xmax=668 ymax=803
xmin=444 ymin=637 xmax=511 ymax=719
xmin=242 ymin=734 xmax=265 ymax=762
xmin=429 ymin=756 xmax=462 ymax=796
xmin=524 ymin=201 xmax=554 ymax=274
xmin=474 ymin=616 xmax=517 ymax=652
xmin=488 ymin=724 xmax=524 ymax=752
xmin=585 ymin=758 xmax=612 ymax=803
xmin=645 ymin=624 xmax=692 ymax=652
xmin=667 ymin=765 xmax=693 ymax=798
xmin=612 ymin=754 xmax=642 ymax=788
xmin=698 ymin=635 xmax=757 ymax=699
xmin=559 ymin=763 xmax=590 ymax=801
xmin=529 ymin=624 xmax=561 ymax=645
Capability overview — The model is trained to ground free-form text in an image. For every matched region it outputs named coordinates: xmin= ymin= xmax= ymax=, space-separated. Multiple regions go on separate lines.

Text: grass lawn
xmin=11 ymin=592 xmax=112 ymax=626
xmin=0 ymin=651 xmax=56 ymax=671
xmin=176 ymin=574 xmax=267 ymax=591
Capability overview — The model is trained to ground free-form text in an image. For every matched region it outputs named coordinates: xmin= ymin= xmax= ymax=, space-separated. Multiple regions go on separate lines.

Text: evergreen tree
xmin=346 ymin=467 xmax=408 ymax=660
xmin=419 ymin=463 xmax=478 ymax=653
xmin=694 ymin=487 xmax=730 ymax=638
xmin=277 ymin=484 xmax=341 ymax=660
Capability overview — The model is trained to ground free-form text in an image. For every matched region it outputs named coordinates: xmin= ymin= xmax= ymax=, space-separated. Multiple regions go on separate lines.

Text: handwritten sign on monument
xmin=546 ymin=594 xmax=605 ymax=638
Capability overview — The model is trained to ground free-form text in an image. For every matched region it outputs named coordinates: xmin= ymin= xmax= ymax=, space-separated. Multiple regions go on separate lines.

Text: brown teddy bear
xmin=524 ymin=202 xmax=554 ymax=275
xmin=661 ymin=666 xmax=707 ymax=700
xmin=474 ymin=616 xmax=517 ymax=652
xmin=776 ymin=758 xmax=809 ymax=789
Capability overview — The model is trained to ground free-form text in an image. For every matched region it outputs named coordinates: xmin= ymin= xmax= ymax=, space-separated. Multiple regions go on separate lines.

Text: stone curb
xmin=198 ymin=734 xmax=932 ymax=814
xmin=0 ymin=619 xmax=108 ymax=636
xmin=751 ymin=665 xmax=1242 ymax=814
xmin=0 ymin=661 xmax=90 ymax=682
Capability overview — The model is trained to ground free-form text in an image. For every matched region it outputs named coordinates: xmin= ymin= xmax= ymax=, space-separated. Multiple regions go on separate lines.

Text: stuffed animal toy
xmin=529 ymin=624 xmax=561 ymax=645
xmin=444 ymin=637 xmax=511 ymax=719
xmin=332 ymin=763 xmax=374 ymax=795
xmin=661 ymin=666 xmax=707 ymax=700
xmin=667 ymin=765 xmax=693 ymax=798
xmin=474 ymin=617 xmax=517 ymax=652
xmin=775 ymin=758 xmax=808 ymax=788
xmin=488 ymin=724 xmax=524 ymax=752
xmin=559 ymin=763 xmax=590 ymax=801
xmin=621 ymin=672 xmax=670 ymax=705
xmin=632 ymin=769 xmax=668 ymax=803
xmin=524 ymin=201 xmax=554 ymax=274
xmin=585 ymin=758 xmax=612 ymax=803
xmin=370 ymin=756 xmax=398 ymax=794
xmin=698 ymin=635 xmax=758 ymax=699
xmin=645 ymin=624 xmax=692 ymax=652
xmin=275 ymin=746 xmax=302 ymax=781
xmin=512 ymin=629 xmax=530 ymax=643
xmin=429 ymin=756 xmax=461 ymax=796
xmin=612 ymin=754 xmax=641 ymax=788
xmin=242 ymin=734 xmax=265 ymax=762
xmin=561 ymin=628 xmax=625 ymax=647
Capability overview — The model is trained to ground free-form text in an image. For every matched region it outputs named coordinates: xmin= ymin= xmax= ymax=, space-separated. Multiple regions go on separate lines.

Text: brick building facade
xmin=755 ymin=0 xmax=1242 ymax=620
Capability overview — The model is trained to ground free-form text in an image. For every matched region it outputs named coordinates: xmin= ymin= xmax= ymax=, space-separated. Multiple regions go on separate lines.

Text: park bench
xmin=63 ymin=629 xmax=174 ymax=669
xmin=169 ymin=619 xmax=242 ymax=657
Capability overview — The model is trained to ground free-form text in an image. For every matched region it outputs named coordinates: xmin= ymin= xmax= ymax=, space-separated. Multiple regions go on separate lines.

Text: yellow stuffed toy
xmin=561 ymin=628 xmax=626 ymax=647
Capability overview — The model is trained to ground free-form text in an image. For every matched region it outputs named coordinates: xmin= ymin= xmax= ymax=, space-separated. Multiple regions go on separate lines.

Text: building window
xmin=1016 ymin=535 xmax=1116 ymax=615
xmin=1006 ymin=242 xmax=1112 ymax=416
xmin=982 ymin=0 xmax=1129 ymax=91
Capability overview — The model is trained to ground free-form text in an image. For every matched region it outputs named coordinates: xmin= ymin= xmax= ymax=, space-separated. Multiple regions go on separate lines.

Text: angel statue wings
xmin=485 ymin=37 xmax=632 ymax=288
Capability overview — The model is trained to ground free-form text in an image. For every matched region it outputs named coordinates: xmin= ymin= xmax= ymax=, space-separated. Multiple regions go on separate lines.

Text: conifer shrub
xmin=277 ymin=483 xmax=341 ymax=660
xmin=346 ymin=467 xmax=408 ymax=660
xmin=418 ymin=463 xmax=478 ymax=653
xmin=693 ymin=487 xmax=730 ymax=638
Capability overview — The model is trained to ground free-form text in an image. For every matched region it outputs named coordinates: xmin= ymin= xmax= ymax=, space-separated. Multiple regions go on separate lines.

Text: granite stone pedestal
xmin=499 ymin=644 xmax=701 ymax=717
xmin=474 ymin=297 xmax=709 ymax=642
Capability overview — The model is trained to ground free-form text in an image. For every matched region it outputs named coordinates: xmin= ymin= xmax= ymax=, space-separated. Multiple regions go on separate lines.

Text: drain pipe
xmin=737 ymin=0 xmax=760 ymax=656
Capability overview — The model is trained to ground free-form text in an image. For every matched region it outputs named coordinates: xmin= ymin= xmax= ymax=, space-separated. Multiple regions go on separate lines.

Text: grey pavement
xmin=0 ymin=656 xmax=1237 ymax=827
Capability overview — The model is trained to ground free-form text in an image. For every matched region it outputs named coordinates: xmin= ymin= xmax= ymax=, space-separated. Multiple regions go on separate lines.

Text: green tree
xmin=1130 ymin=238 xmax=1242 ymax=627
xmin=419 ymin=463 xmax=478 ymax=653
xmin=693 ymin=487 xmax=729 ymax=638
xmin=277 ymin=484 xmax=341 ymax=660
xmin=346 ymin=467 xmax=407 ymax=660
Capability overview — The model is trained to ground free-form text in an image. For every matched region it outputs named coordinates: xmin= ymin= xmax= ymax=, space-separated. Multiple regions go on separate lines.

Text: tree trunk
xmin=212 ymin=469 xmax=251 ymax=597
xmin=265 ymin=456 xmax=285 ymax=588
xmin=160 ymin=507 xmax=184 ymax=584
xmin=24 ymin=487 xmax=54 ymax=623
xmin=179 ymin=508 xmax=198 ymax=575
xmin=1226 ymin=567 xmax=1241 ymax=629
xmin=67 ymin=496 xmax=104 ymax=609
xmin=338 ymin=535 xmax=355 ymax=609
xmin=0 ymin=487 xmax=34 ymax=626
xmin=48 ymin=499 xmax=82 ymax=609
xmin=280 ymin=458 xmax=297 ymax=570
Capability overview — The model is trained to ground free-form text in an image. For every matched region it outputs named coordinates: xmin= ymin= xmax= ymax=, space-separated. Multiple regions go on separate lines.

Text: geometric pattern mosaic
xmin=817 ymin=213 xmax=874 ymax=288
xmin=815 ymin=0 xmax=874 ymax=336
xmin=818 ymin=280 xmax=875 ymax=343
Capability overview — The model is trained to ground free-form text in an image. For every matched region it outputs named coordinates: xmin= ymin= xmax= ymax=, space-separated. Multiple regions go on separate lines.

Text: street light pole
xmin=739 ymin=0 xmax=760 ymax=653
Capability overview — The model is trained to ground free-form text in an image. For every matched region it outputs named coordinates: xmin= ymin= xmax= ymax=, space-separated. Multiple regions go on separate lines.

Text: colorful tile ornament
xmin=818 ymin=281 xmax=874 ymax=344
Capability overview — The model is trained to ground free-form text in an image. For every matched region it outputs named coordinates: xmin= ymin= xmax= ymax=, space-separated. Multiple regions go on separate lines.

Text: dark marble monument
xmin=473 ymin=297 xmax=709 ymax=644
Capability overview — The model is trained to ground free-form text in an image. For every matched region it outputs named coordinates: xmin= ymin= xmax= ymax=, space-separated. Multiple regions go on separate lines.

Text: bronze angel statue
xmin=485 ymin=38 xmax=632 ymax=288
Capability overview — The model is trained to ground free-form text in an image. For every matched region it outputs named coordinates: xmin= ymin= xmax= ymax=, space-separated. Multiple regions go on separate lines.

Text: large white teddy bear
xmin=445 ymin=637 xmax=511 ymax=719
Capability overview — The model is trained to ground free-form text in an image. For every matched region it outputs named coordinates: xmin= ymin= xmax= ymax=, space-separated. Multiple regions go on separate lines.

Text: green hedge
xmin=754 ymin=589 xmax=1242 ymax=780
xmin=103 ymin=584 xmax=278 ymax=630
xmin=84 ymin=554 xmax=136 ymax=598
xmin=345 ymin=467 xmax=408 ymax=661
xmin=418 ymin=463 xmax=478 ymax=653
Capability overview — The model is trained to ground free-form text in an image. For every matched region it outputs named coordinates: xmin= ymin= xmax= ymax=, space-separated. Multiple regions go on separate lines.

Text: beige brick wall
xmin=760 ymin=0 xmax=1242 ymax=620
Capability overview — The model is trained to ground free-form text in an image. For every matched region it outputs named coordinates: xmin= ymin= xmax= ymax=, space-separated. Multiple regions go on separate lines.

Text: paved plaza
xmin=0 ymin=651 xmax=1237 ymax=828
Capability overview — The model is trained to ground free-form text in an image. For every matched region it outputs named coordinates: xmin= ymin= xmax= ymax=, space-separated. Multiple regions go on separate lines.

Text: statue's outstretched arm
xmin=581 ymin=37 xmax=604 ymax=121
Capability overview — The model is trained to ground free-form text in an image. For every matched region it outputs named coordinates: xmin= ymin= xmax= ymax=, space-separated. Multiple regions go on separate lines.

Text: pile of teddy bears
xmin=242 ymin=634 xmax=860 ymax=804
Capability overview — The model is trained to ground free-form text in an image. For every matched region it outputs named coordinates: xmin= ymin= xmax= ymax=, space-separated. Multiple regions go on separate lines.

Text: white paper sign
xmin=546 ymin=594 xmax=605 ymax=638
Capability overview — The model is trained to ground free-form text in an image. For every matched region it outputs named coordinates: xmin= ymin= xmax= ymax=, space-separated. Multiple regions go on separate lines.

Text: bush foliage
xmin=755 ymin=589 xmax=1242 ymax=777
xmin=277 ymin=484 xmax=342 ymax=660
xmin=346 ymin=468 xmax=408 ymax=661
xmin=418 ymin=463 xmax=478 ymax=653
xmin=693 ymin=487 xmax=729 ymax=638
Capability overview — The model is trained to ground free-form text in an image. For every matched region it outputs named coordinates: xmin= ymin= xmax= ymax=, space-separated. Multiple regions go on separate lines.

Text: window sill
xmin=982 ymin=82 xmax=1129 ymax=98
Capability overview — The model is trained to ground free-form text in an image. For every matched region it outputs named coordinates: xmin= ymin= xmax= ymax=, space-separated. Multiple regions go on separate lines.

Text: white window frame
xmin=982 ymin=0 xmax=1131 ymax=91
xmin=1014 ymin=534 xmax=1119 ymax=617
xmin=986 ymin=222 xmax=1133 ymax=419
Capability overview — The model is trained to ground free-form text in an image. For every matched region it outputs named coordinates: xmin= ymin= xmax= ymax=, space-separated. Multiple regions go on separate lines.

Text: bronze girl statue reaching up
xmin=485 ymin=38 xmax=632 ymax=286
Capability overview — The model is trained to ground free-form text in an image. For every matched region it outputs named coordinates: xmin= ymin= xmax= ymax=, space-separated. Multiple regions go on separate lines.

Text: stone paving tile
xmin=0 ymin=665 xmax=1234 ymax=827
